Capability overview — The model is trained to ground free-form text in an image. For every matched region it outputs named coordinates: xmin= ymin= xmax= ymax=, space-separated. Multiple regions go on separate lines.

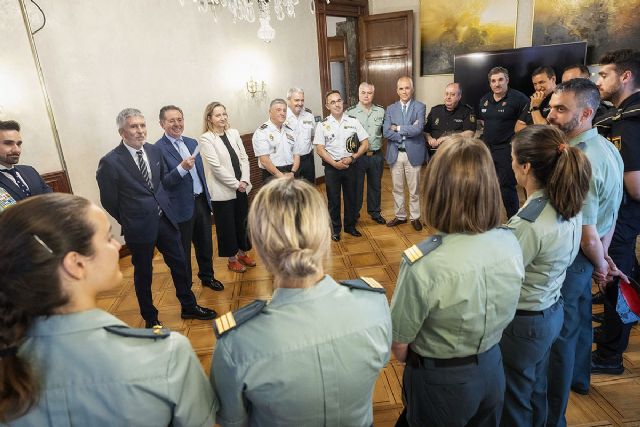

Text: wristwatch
xmin=350 ymin=155 xmax=356 ymax=162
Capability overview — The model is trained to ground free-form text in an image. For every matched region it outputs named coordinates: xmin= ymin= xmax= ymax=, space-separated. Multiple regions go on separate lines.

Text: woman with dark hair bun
xmin=0 ymin=193 xmax=217 ymax=426
xmin=500 ymin=124 xmax=591 ymax=427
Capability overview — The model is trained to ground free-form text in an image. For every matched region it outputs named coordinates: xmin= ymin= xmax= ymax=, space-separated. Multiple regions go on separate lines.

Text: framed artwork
xmin=532 ymin=0 xmax=640 ymax=64
xmin=419 ymin=0 xmax=517 ymax=75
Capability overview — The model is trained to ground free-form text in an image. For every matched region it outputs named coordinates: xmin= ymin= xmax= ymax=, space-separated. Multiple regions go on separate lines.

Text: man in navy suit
xmin=96 ymin=108 xmax=216 ymax=328
xmin=383 ymin=76 xmax=427 ymax=231
xmin=156 ymin=105 xmax=224 ymax=292
xmin=0 ymin=120 xmax=52 ymax=206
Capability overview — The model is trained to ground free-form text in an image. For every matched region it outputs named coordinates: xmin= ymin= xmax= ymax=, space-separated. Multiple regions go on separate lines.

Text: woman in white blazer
xmin=199 ymin=102 xmax=255 ymax=273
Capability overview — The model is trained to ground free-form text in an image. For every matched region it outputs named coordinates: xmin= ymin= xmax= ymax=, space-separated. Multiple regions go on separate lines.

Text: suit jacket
xmin=199 ymin=129 xmax=252 ymax=202
xmin=383 ymin=99 xmax=427 ymax=166
xmin=155 ymin=134 xmax=212 ymax=223
xmin=96 ymin=142 xmax=179 ymax=244
xmin=0 ymin=164 xmax=52 ymax=201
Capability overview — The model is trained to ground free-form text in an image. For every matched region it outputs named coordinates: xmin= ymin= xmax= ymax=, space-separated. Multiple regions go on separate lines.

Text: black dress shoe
xmin=592 ymin=313 xmax=604 ymax=323
xmin=593 ymin=325 xmax=606 ymax=344
xmin=411 ymin=219 xmax=423 ymax=231
xmin=570 ymin=384 xmax=589 ymax=395
xmin=145 ymin=319 xmax=164 ymax=329
xmin=371 ymin=215 xmax=386 ymax=225
xmin=386 ymin=217 xmax=407 ymax=227
xmin=591 ymin=351 xmax=624 ymax=375
xmin=202 ymin=278 xmax=225 ymax=292
xmin=331 ymin=233 xmax=341 ymax=242
xmin=345 ymin=228 xmax=362 ymax=237
xmin=181 ymin=304 xmax=217 ymax=320
xmin=592 ymin=292 xmax=605 ymax=304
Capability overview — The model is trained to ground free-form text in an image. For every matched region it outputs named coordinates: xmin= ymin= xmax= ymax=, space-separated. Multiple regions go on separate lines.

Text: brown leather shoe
xmin=411 ymin=219 xmax=423 ymax=231
xmin=228 ymin=260 xmax=247 ymax=273
xmin=386 ymin=217 xmax=407 ymax=227
xmin=237 ymin=254 xmax=256 ymax=267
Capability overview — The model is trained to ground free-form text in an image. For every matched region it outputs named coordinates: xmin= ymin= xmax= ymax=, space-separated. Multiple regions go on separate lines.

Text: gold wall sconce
xmin=246 ymin=77 xmax=266 ymax=98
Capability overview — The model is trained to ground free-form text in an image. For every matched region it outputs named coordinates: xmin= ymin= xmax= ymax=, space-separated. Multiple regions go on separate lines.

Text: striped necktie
xmin=1 ymin=168 xmax=31 ymax=196
xmin=136 ymin=150 xmax=153 ymax=190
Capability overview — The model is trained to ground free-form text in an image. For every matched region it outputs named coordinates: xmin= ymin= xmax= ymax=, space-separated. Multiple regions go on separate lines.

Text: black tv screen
xmin=453 ymin=42 xmax=587 ymax=110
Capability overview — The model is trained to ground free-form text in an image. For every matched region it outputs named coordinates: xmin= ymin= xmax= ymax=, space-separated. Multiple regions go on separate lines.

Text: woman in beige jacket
xmin=199 ymin=102 xmax=255 ymax=273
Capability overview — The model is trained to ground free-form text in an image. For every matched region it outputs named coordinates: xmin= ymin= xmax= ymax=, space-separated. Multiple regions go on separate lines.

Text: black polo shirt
xmin=608 ymin=91 xmax=640 ymax=172
xmin=424 ymin=103 xmax=477 ymax=139
xmin=518 ymin=93 xmax=552 ymax=124
xmin=478 ymin=89 xmax=529 ymax=146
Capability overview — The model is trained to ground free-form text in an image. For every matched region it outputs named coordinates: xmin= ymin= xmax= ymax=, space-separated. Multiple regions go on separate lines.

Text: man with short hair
xmin=0 ymin=120 xmax=52 ymax=208
xmin=477 ymin=66 xmax=529 ymax=218
xmin=314 ymin=90 xmax=369 ymax=241
xmin=592 ymin=49 xmax=640 ymax=375
xmin=424 ymin=82 xmax=476 ymax=157
xmin=155 ymin=105 xmax=224 ymax=293
xmin=383 ymin=76 xmax=427 ymax=231
xmin=545 ymin=80 xmax=623 ymax=426
xmin=515 ymin=66 xmax=556 ymax=132
xmin=96 ymin=108 xmax=216 ymax=328
xmin=562 ymin=64 xmax=591 ymax=82
xmin=346 ymin=82 xmax=386 ymax=225
xmin=286 ymin=87 xmax=316 ymax=184
xmin=252 ymin=99 xmax=296 ymax=184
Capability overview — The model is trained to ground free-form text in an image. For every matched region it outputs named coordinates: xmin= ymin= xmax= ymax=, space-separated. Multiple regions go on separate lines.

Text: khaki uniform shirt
xmin=313 ymin=114 xmax=369 ymax=161
xmin=507 ymin=190 xmax=582 ymax=311
xmin=252 ymin=120 xmax=295 ymax=169
xmin=391 ymin=229 xmax=524 ymax=358
xmin=11 ymin=309 xmax=216 ymax=427
xmin=286 ymin=107 xmax=316 ymax=156
xmin=211 ymin=275 xmax=391 ymax=427
xmin=346 ymin=103 xmax=385 ymax=151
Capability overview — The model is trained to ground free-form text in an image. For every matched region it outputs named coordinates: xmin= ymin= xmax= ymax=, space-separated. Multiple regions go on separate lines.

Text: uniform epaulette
xmin=517 ymin=196 xmax=548 ymax=222
xmin=259 ymin=123 xmax=268 ymax=130
xmin=322 ymin=116 xmax=329 ymax=122
xmin=104 ymin=325 xmax=170 ymax=339
xmin=374 ymin=103 xmax=384 ymax=109
xmin=498 ymin=224 xmax=515 ymax=230
xmin=402 ymin=235 xmax=443 ymax=265
xmin=214 ymin=299 xmax=267 ymax=338
xmin=340 ymin=277 xmax=386 ymax=294
xmin=347 ymin=114 xmax=357 ymax=119
xmin=304 ymin=107 xmax=313 ymax=114
xmin=464 ymin=103 xmax=474 ymax=110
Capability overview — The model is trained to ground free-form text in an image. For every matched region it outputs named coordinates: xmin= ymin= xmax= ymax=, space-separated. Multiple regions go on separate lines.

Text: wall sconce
xmin=246 ymin=76 xmax=266 ymax=98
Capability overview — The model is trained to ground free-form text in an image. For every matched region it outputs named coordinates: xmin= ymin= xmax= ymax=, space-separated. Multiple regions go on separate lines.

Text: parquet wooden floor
xmin=101 ymin=170 xmax=640 ymax=426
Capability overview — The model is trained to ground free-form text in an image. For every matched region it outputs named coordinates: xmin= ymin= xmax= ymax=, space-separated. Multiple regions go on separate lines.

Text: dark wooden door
xmin=358 ymin=11 xmax=414 ymax=109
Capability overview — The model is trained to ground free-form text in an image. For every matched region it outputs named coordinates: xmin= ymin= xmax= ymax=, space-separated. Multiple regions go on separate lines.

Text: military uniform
xmin=287 ymin=107 xmax=317 ymax=183
xmin=313 ymin=114 xmax=369 ymax=235
xmin=424 ymin=103 xmax=477 ymax=156
xmin=346 ymin=102 xmax=386 ymax=222
xmin=594 ymin=92 xmax=640 ymax=371
xmin=391 ymin=229 xmax=524 ymax=426
xmin=501 ymin=192 xmax=581 ymax=427
xmin=547 ymin=128 xmax=624 ymax=427
xmin=252 ymin=120 xmax=295 ymax=183
xmin=10 ymin=309 xmax=216 ymax=427
xmin=210 ymin=275 xmax=391 ymax=426
xmin=518 ymin=93 xmax=552 ymax=125
xmin=478 ymin=89 xmax=529 ymax=217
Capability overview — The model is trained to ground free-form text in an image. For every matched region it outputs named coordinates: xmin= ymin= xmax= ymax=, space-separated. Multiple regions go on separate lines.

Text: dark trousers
xmin=500 ymin=299 xmax=564 ymax=427
xmin=299 ymin=152 xmax=316 ymax=184
xmin=211 ymin=192 xmax=251 ymax=258
xmin=177 ymin=194 xmax=214 ymax=283
xmin=396 ymin=345 xmax=504 ymax=427
xmin=355 ymin=151 xmax=384 ymax=219
xmin=261 ymin=164 xmax=292 ymax=185
xmin=490 ymin=145 xmax=519 ymax=218
xmin=598 ymin=200 xmax=640 ymax=359
xmin=127 ymin=215 xmax=196 ymax=321
xmin=547 ymin=252 xmax=593 ymax=427
xmin=324 ymin=163 xmax=357 ymax=234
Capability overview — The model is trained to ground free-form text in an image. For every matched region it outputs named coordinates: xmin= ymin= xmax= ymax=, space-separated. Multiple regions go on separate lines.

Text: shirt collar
xmin=165 ymin=133 xmax=183 ymax=145
xmin=26 ymin=309 xmax=125 ymax=337
xmin=267 ymin=120 xmax=285 ymax=132
xmin=619 ymin=91 xmax=640 ymax=110
xmin=123 ymin=141 xmax=147 ymax=156
xmin=568 ymin=128 xmax=598 ymax=146
xmin=268 ymin=275 xmax=338 ymax=308
xmin=400 ymin=100 xmax=412 ymax=109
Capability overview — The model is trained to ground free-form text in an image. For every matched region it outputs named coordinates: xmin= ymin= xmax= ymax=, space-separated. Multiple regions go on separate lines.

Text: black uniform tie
xmin=1 ymin=168 xmax=31 ymax=196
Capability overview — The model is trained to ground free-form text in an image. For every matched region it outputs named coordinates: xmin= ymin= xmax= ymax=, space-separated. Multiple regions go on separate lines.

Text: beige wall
xmin=368 ymin=0 xmax=534 ymax=109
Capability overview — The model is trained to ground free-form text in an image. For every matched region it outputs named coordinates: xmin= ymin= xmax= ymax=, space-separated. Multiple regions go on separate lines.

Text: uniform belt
xmin=366 ymin=150 xmax=380 ymax=156
xmin=301 ymin=152 xmax=314 ymax=159
xmin=422 ymin=354 xmax=478 ymax=367
xmin=397 ymin=147 xmax=406 ymax=152
xmin=515 ymin=309 xmax=543 ymax=316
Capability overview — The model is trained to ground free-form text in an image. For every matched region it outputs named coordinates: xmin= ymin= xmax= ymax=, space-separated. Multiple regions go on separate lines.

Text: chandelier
xmin=181 ymin=0 xmax=331 ymax=42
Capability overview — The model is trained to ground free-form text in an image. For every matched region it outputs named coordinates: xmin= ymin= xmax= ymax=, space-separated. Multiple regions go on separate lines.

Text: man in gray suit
xmin=383 ymin=76 xmax=427 ymax=231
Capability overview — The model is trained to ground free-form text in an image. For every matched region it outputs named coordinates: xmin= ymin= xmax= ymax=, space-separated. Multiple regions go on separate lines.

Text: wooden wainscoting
xmin=42 ymin=170 xmax=72 ymax=193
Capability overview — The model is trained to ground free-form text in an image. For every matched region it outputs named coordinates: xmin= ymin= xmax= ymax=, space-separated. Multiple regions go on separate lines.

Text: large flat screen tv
xmin=453 ymin=42 xmax=587 ymax=110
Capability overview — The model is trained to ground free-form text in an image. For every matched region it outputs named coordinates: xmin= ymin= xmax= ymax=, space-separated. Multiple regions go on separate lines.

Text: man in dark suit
xmin=96 ymin=108 xmax=216 ymax=328
xmin=383 ymin=76 xmax=427 ymax=231
xmin=156 ymin=105 xmax=224 ymax=292
xmin=0 ymin=120 xmax=52 ymax=207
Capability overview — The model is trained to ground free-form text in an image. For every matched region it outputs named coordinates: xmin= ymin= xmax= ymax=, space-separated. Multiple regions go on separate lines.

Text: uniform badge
xmin=269 ymin=134 xmax=274 ymax=141
xmin=345 ymin=134 xmax=360 ymax=153
xmin=434 ymin=118 xmax=440 ymax=126
xmin=470 ymin=114 xmax=476 ymax=123
xmin=286 ymin=133 xmax=295 ymax=142
xmin=610 ymin=136 xmax=622 ymax=151
xmin=483 ymin=100 xmax=488 ymax=107
xmin=502 ymin=101 xmax=507 ymax=106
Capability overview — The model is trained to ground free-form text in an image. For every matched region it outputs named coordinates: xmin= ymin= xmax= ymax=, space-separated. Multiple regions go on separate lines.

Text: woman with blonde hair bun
xmin=210 ymin=177 xmax=391 ymax=426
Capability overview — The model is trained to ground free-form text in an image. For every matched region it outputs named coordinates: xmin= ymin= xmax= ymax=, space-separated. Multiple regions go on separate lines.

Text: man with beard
xmin=545 ymin=79 xmax=624 ymax=427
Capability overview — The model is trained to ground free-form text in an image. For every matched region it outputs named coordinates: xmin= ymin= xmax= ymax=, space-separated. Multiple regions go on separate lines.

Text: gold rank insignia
xmin=484 ymin=100 xmax=488 ymax=107
xmin=361 ymin=277 xmax=384 ymax=289
xmin=610 ymin=136 xmax=622 ymax=150
xmin=269 ymin=134 xmax=274 ymax=141
xmin=403 ymin=245 xmax=423 ymax=263
xmin=470 ymin=114 xmax=476 ymax=123
xmin=434 ymin=118 xmax=440 ymax=126
xmin=214 ymin=311 xmax=237 ymax=335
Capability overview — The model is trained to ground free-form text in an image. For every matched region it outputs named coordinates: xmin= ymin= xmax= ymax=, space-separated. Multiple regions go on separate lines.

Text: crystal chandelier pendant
xmin=257 ymin=16 xmax=276 ymax=42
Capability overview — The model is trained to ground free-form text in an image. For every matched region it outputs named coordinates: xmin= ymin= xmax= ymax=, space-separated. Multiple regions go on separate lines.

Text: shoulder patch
xmin=347 ymin=114 xmax=357 ymax=119
xmin=304 ymin=107 xmax=313 ymax=114
xmin=259 ymin=123 xmax=268 ymax=130
xmin=214 ymin=299 xmax=267 ymax=338
xmin=517 ymin=196 xmax=548 ymax=222
xmin=402 ymin=235 xmax=443 ymax=265
xmin=340 ymin=277 xmax=386 ymax=293
xmin=104 ymin=325 xmax=170 ymax=339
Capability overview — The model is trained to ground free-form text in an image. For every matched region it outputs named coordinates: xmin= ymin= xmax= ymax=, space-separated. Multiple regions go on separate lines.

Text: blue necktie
xmin=175 ymin=139 xmax=203 ymax=195
xmin=1 ymin=168 xmax=31 ymax=196
xmin=402 ymin=104 xmax=408 ymax=123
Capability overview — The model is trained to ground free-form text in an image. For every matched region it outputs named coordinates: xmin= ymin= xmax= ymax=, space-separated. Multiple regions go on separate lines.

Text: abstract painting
xmin=420 ymin=0 xmax=517 ymax=75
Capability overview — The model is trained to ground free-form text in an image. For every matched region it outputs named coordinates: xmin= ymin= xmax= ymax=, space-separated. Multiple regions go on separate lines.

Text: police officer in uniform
xmin=252 ymin=98 xmax=296 ymax=184
xmin=592 ymin=49 xmax=640 ymax=375
xmin=424 ymin=82 xmax=476 ymax=158
xmin=477 ymin=66 xmax=529 ymax=218
xmin=515 ymin=66 xmax=557 ymax=132
xmin=314 ymin=90 xmax=369 ymax=241
xmin=210 ymin=178 xmax=391 ymax=426
xmin=501 ymin=125 xmax=591 ymax=427
xmin=286 ymin=87 xmax=317 ymax=184
xmin=346 ymin=82 xmax=386 ymax=224
xmin=391 ymin=135 xmax=524 ymax=427
xmin=0 ymin=194 xmax=217 ymax=426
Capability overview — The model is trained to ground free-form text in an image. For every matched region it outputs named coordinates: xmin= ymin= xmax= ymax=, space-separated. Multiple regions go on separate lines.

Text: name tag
xmin=481 ymin=109 xmax=487 ymax=113
xmin=454 ymin=119 xmax=463 ymax=122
